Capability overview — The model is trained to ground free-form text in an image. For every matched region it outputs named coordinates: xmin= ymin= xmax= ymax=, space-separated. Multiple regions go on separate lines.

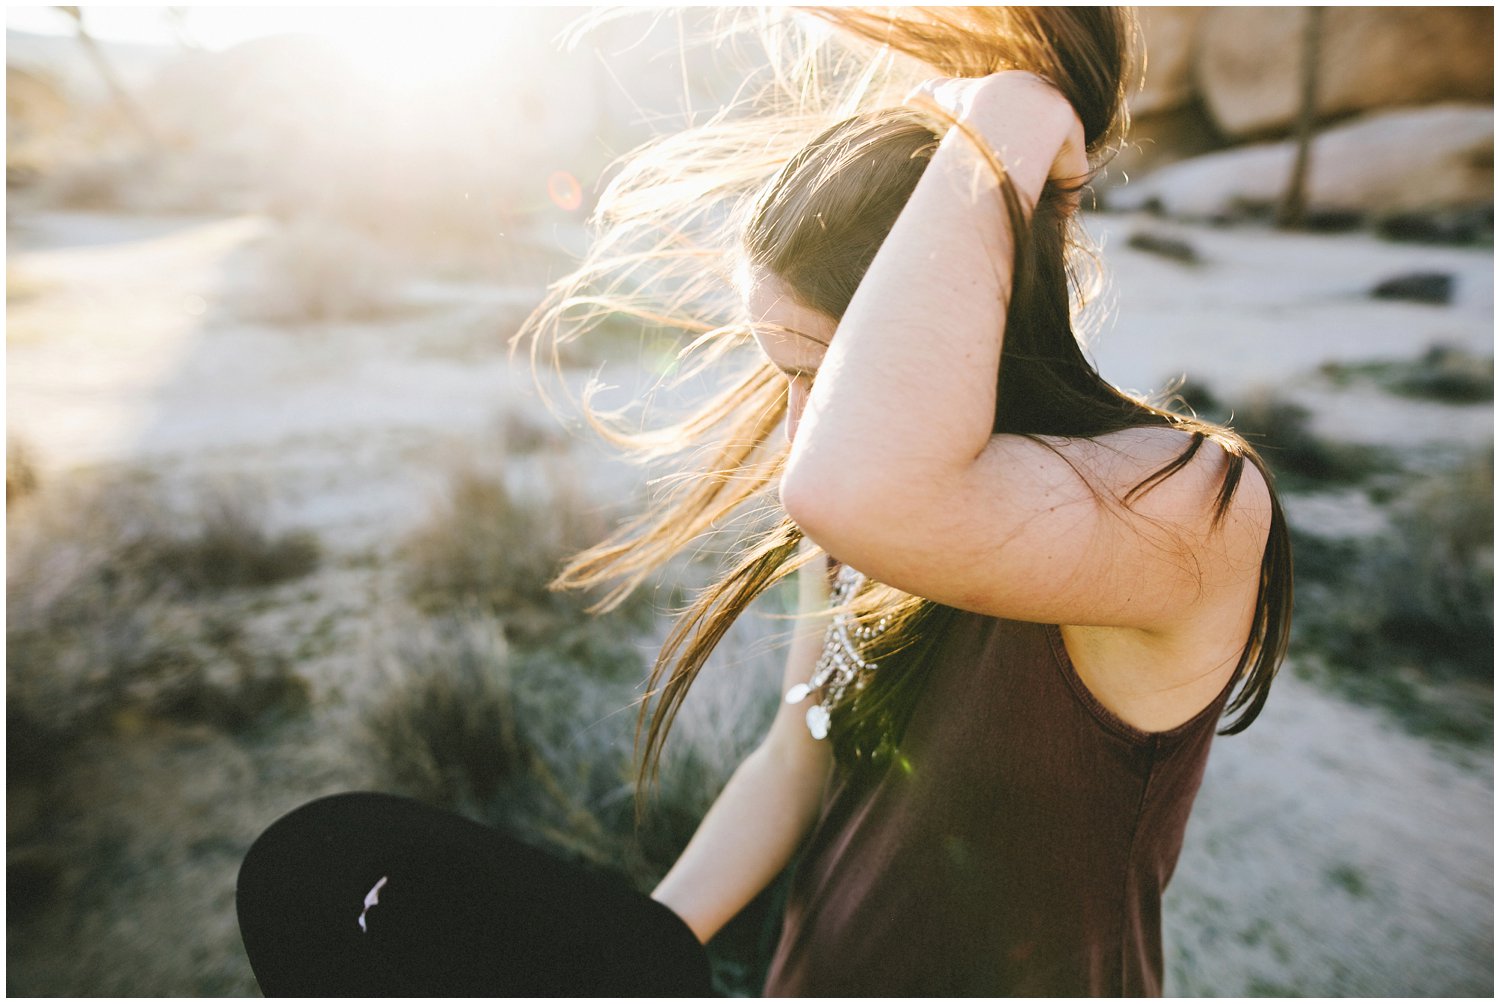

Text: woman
xmin=239 ymin=7 xmax=1291 ymax=997
xmin=531 ymin=7 xmax=1291 ymax=996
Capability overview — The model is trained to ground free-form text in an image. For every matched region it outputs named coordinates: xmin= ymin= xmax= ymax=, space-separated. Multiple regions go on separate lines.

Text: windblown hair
xmin=518 ymin=7 xmax=1292 ymax=786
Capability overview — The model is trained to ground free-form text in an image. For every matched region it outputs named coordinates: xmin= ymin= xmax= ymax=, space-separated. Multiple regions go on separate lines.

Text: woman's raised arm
xmin=780 ymin=73 xmax=1269 ymax=634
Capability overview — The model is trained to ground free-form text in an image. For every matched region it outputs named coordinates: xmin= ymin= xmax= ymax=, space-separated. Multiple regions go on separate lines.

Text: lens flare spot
xmin=547 ymin=171 xmax=582 ymax=212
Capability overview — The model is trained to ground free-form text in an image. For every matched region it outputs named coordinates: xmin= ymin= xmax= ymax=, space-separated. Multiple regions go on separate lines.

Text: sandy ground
xmin=5 ymin=210 xmax=1493 ymax=995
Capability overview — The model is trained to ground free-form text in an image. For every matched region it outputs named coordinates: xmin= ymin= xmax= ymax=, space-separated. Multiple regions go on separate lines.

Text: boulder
xmin=1131 ymin=6 xmax=1209 ymax=117
xmin=1196 ymin=7 xmax=1493 ymax=139
xmin=1108 ymin=104 xmax=1492 ymax=219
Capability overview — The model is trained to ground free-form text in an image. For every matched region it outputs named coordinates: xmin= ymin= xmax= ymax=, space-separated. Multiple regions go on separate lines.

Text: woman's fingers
xmin=905 ymin=71 xmax=1054 ymax=118
xmin=907 ymin=71 xmax=1089 ymax=199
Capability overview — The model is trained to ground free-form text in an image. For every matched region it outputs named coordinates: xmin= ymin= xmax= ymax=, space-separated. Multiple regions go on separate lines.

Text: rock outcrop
xmin=1194 ymin=7 xmax=1493 ymax=140
xmin=1107 ymin=104 xmax=1493 ymax=219
xmin=1131 ymin=6 xmax=1209 ymax=117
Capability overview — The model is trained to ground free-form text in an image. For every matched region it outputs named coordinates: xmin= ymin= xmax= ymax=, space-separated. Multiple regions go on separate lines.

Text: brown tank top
xmin=762 ymin=601 xmax=1234 ymax=997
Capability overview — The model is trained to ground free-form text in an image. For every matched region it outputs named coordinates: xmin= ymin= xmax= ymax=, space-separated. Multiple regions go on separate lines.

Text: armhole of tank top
xmin=1044 ymin=624 xmax=1231 ymax=750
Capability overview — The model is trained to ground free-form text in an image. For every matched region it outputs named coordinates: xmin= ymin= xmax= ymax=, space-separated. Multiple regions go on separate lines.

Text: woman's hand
xmin=905 ymin=70 xmax=1088 ymax=211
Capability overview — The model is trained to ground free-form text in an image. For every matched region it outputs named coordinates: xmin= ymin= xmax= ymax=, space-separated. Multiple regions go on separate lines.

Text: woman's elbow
xmin=780 ymin=458 xmax=891 ymax=555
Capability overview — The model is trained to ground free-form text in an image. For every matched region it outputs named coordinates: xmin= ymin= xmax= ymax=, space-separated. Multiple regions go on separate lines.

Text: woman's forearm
xmin=651 ymin=546 xmax=834 ymax=944
xmin=650 ymin=737 xmax=829 ymax=944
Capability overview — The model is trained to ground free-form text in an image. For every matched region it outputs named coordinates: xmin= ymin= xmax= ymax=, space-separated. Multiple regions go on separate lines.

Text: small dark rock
xmin=1126 ymin=230 xmax=1202 ymax=265
xmin=1371 ymin=272 xmax=1454 ymax=305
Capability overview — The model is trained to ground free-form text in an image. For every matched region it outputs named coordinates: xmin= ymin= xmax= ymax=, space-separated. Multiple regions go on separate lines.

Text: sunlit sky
xmin=6 ymin=6 xmax=572 ymax=89
xmin=7 ymin=6 xmax=555 ymax=50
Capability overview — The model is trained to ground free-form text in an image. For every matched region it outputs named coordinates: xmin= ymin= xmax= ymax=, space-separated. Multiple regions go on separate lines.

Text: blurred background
xmin=5 ymin=6 xmax=1493 ymax=996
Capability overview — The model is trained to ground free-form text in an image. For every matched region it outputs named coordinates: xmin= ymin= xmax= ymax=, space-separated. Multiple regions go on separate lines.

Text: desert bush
xmin=498 ymin=407 xmax=572 ymax=457
xmin=131 ymin=487 xmax=320 ymax=593
xmin=381 ymin=451 xmax=787 ymax=990
xmin=8 ymin=436 xmax=39 ymax=507
xmin=1126 ymin=229 xmax=1202 ymax=265
xmin=625 ymin=633 xmax=781 ymax=883
xmin=399 ymin=461 xmax=651 ymax=650
xmin=6 ymin=475 xmax=317 ymax=763
xmin=1326 ymin=449 xmax=1492 ymax=676
xmin=364 ymin=611 xmax=531 ymax=813
xmin=1320 ymin=345 xmax=1493 ymax=405
xmin=1170 ymin=380 xmax=1391 ymax=486
xmin=27 ymin=142 xmax=250 ymax=216
xmin=32 ymin=151 xmax=149 ymax=212
xmin=503 ymin=594 xmax=783 ymax=877
xmin=1388 ymin=346 xmax=1493 ymax=403
xmin=8 ymin=591 xmax=311 ymax=777
xmin=237 ymin=218 xmax=406 ymax=324
xmin=1376 ymin=206 xmax=1494 ymax=247
xmin=362 ymin=582 xmax=782 ymax=876
xmin=8 ymin=477 xmax=319 ymax=610
xmin=1291 ymin=447 xmax=1493 ymax=741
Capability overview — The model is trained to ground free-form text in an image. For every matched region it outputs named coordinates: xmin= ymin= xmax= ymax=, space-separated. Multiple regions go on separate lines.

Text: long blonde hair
xmin=516 ymin=8 xmax=1291 ymax=786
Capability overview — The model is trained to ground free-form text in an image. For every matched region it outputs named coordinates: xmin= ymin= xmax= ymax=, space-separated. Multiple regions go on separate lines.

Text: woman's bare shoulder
xmin=790 ymin=421 xmax=1273 ymax=630
xmin=1041 ymin=425 xmax=1271 ymax=524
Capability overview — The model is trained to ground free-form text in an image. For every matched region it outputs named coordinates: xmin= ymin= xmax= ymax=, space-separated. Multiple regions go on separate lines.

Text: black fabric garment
xmin=236 ymin=791 xmax=712 ymax=997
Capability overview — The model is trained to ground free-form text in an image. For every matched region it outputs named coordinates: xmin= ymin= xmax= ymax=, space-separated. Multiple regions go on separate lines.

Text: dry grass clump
xmin=237 ymin=219 xmax=406 ymax=324
xmin=498 ymin=407 xmax=573 ymax=457
xmin=1292 ymin=446 xmax=1493 ymax=742
xmin=1320 ymin=345 xmax=1494 ymax=405
xmin=118 ymin=487 xmax=321 ymax=593
xmin=1172 ymin=381 xmax=1391 ymax=486
xmin=30 ymin=151 xmax=154 ymax=213
xmin=398 ymin=461 xmax=651 ymax=650
xmin=7 ymin=474 xmax=319 ymax=769
xmin=8 ymin=436 xmax=40 ymax=507
xmin=364 ymin=611 xmax=531 ymax=814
